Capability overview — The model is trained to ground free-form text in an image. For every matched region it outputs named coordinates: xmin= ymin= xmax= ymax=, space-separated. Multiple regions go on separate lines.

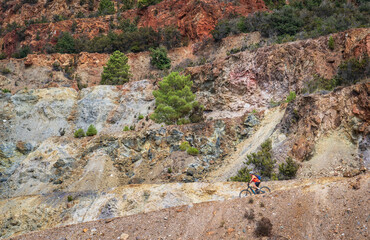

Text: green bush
xmin=212 ymin=1 xmax=369 ymax=43
xmin=74 ymin=129 xmax=85 ymax=138
xmin=119 ymin=19 xmax=137 ymax=33
xmin=98 ymin=0 xmax=115 ymax=15
xmin=285 ymin=91 xmax=296 ymax=103
xmin=137 ymin=0 xmax=162 ymax=8
xmin=1 ymin=67 xmax=11 ymax=74
xmin=67 ymin=195 xmax=73 ymax=202
xmin=230 ymin=166 xmax=252 ymax=182
xmin=53 ymin=14 xmax=66 ymax=22
xmin=12 ymin=46 xmax=31 ymax=59
xmin=177 ymin=118 xmax=191 ymax=125
xmin=55 ymin=32 xmax=76 ymax=54
xmin=302 ymin=74 xmax=337 ymax=93
xmin=1 ymin=89 xmax=11 ymax=93
xmin=130 ymin=125 xmax=135 ymax=130
xmin=150 ymin=72 xmax=203 ymax=125
xmin=159 ymin=25 xmax=182 ymax=49
xmin=101 ymin=50 xmax=131 ymax=85
xmin=245 ymin=139 xmax=276 ymax=179
xmin=138 ymin=114 xmax=144 ymax=120
xmin=334 ymin=56 xmax=369 ymax=87
xmin=86 ymin=124 xmax=97 ymax=136
xmin=121 ymin=0 xmax=135 ymax=10
xmin=179 ymin=141 xmax=190 ymax=151
xmin=123 ymin=126 xmax=129 ymax=131
xmin=278 ymin=157 xmax=300 ymax=180
xmin=328 ymin=36 xmax=335 ymax=50
xmin=187 ymin=147 xmax=199 ymax=156
xmin=150 ymin=47 xmax=171 ymax=70
xmin=0 ymin=52 xmax=7 ymax=60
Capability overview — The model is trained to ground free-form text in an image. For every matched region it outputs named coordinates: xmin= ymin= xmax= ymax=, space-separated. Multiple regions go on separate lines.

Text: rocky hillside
xmin=0 ymin=0 xmax=267 ymax=56
xmin=0 ymin=0 xmax=369 ymax=239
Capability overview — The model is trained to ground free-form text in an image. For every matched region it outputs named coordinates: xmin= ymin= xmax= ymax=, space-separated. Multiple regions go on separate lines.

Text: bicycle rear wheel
xmin=239 ymin=189 xmax=252 ymax=198
xmin=259 ymin=186 xmax=271 ymax=194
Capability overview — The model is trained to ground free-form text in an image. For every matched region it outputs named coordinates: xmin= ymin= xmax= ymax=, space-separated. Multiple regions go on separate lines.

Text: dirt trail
xmin=8 ymin=174 xmax=369 ymax=240
xmin=206 ymin=107 xmax=286 ymax=182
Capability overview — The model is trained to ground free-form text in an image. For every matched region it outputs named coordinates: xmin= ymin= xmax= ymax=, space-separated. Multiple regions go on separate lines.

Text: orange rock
xmin=206 ymin=231 xmax=215 ymax=235
xmin=227 ymin=228 xmax=235 ymax=234
xmin=83 ymin=228 xmax=88 ymax=233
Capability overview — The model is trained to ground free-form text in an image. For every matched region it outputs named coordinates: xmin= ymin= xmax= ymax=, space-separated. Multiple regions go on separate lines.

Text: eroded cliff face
xmin=0 ymin=0 xmax=267 ymax=56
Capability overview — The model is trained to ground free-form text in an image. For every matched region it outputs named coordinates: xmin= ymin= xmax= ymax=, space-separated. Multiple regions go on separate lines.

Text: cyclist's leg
xmin=255 ymin=182 xmax=261 ymax=193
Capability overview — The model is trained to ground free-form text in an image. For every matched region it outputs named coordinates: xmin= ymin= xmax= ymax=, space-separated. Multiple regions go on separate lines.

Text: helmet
xmin=249 ymin=171 xmax=254 ymax=174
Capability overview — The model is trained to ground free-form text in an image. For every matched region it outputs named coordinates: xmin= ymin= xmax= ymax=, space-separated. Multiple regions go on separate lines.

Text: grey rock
xmin=244 ymin=113 xmax=259 ymax=128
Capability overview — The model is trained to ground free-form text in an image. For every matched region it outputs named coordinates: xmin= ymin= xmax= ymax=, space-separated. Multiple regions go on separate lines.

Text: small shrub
xmin=278 ymin=157 xmax=299 ymax=180
xmin=248 ymin=198 xmax=254 ymax=204
xmin=98 ymin=0 xmax=115 ymax=15
xmin=260 ymin=202 xmax=265 ymax=208
xmin=335 ymin=56 xmax=369 ymax=87
xmin=187 ymin=147 xmax=199 ymax=156
xmin=1 ymin=89 xmax=11 ymax=93
xmin=177 ymin=118 xmax=191 ymax=125
xmin=52 ymin=61 xmax=61 ymax=71
xmin=88 ymin=0 xmax=94 ymax=11
xmin=53 ymin=14 xmax=66 ymax=22
xmin=137 ymin=0 xmax=162 ymax=8
xmin=121 ymin=0 xmax=135 ymax=10
xmin=67 ymin=195 xmax=73 ymax=202
xmin=167 ymin=167 xmax=172 ymax=174
xmin=36 ymin=31 xmax=40 ymax=41
xmin=0 ymin=52 xmax=7 ymax=60
xmin=150 ymin=47 xmax=171 ymax=70
xmin=138 ymin=114 xmax=144 ymax=120
xmin=130 ymin=125 xmax=135 ymax=130
xmin=302 ymin=74 xmax=337 ymax=93
xmin=285 ymin=91 xmax=296 ymax=103
xmin=74 ymin=129 xmax=85 ymax=138
xmin=22 ymin=0 xmax=38 ymax=5
xmin=71 ymin=21 xmax=78 ymax=33
xmin=1 ymin=67 xmax=11 ymax=74
xmin=75 ymin=11 xmax=85 ymax=18
xmin=328 ymin=36 xmax=335 ymax=50
xmin=55 ymin=32 xmax=76 ymax=54
xmin=179 ymin=141 xmax=190 ymax=151
xmin=86 ymin=124 xmax=97 ymax=136
xmin=244 ymin=209 xmax=255 ymax=220
xmin=255 ymin=217 xmax=273 ymax=237
xmin=230 ymin=166 xmax=252 ymax=182
xmin=123 ymin=126 xmax=129 ymax=131
xmin=12 ymin=46 xmax=31 ymax=59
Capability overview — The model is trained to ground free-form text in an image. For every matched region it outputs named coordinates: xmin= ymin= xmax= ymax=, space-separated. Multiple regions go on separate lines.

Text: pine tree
xmin=151 ymin=72 xmax=203 ymax=125
xmin=98 ymin=0 xmax=115 ymax=15
xmin=150 ymin=47 xmax=171 ymax=70
xmin=101 ymin=51 xmax=131 ymax=85
xmin=55 ymin=32 xmax=76 ymax=54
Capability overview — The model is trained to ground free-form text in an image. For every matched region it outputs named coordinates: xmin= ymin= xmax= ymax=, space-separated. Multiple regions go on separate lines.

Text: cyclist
xmin=249 ymin=171 xmax=261 ymax=194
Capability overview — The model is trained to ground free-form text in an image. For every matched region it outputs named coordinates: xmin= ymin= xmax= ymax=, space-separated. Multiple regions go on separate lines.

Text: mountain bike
xmin=239 ymin=182 xmax=271 ymax=197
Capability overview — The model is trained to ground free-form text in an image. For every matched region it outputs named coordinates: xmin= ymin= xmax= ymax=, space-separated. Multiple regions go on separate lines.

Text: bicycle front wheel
xmin=239 ymin=189 xmax=252 ymax=198
xmin=259 ymin=186 xmax=271 ymax=194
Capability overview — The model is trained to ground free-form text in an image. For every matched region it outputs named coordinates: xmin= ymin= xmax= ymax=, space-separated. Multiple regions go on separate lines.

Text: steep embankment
xmin=6 ymin=175 xmax=369 ymax=240
xmin=207 ymin=107 xmax=286 ymax=181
